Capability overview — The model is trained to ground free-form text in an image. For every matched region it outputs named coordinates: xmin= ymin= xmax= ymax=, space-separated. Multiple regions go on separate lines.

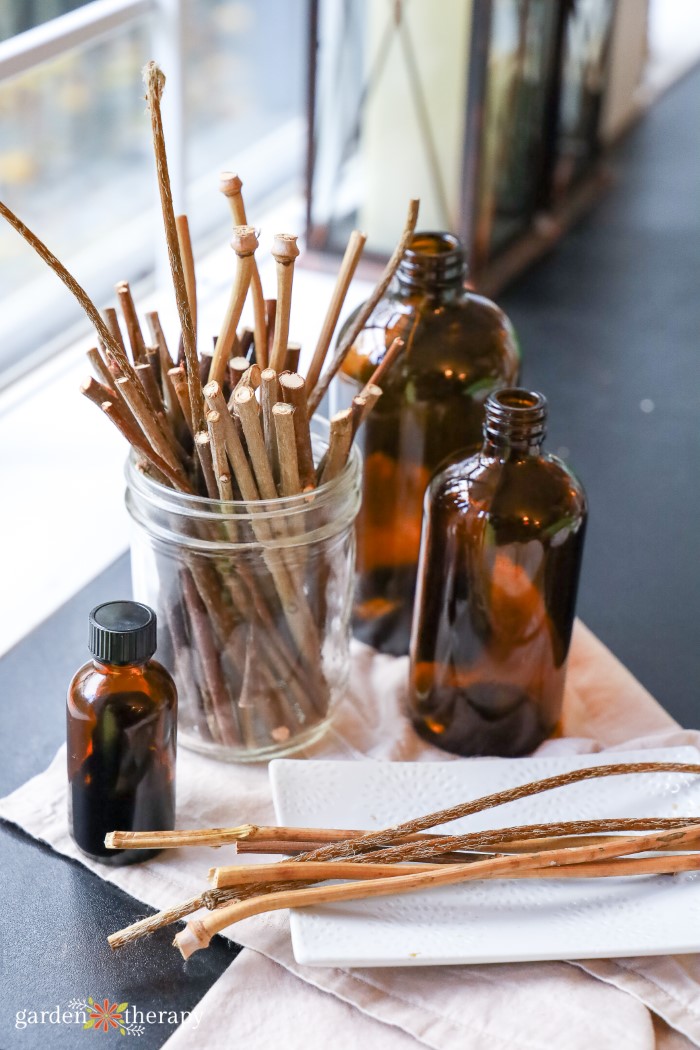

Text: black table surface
xmin=2 ymin=65 xmax=699 ymax=1050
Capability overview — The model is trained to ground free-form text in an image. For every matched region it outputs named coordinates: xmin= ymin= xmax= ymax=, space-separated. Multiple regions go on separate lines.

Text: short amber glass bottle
xmin=337 ymin=232 xmax=520 ymax=655
xmin=67 ymin=601 xmax=177 ymax=864
xmin=408 ymin=389 xmax=587 ymax=757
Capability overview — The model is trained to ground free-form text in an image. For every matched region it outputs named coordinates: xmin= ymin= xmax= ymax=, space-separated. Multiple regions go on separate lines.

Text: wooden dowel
xmin=279 ymin=372 xmax=315 ymax=488
xmin=210 ymin=859 xmax=441 ymax=889
xmin=203 ymin=382 xmax=260 ymax=502
xmin=306 ymin=229 xmax=367 ymax=390
xmin=308 ymin=199 xmax=419 ymax=414
xmin=102 ymin=307 xmax=127 ymax=359
xmin=115 ymin=375 xmax=185 ymax=477
xmin=116 ymin=281 xmax=147 ymax=364
xmin=272 ymin=404 xmax=301 ymax=497
xmin=269 ymin=234 xmax=300 ymax=372
xmin=233 ymin=386 xmax=277 ymax=500
xmin=174 ymin=822 xmax=700 ymax=958
xmin=351 ymin=382 xmax=382 ymax=435
xmin=175 ymin=213 xmax=197 ymax=339
xmin=209 ymin=224 xmax=257 ymax=387
xmin=228 ymin=355 xmax=250 ymax=391
xmin=194 ymin=431 xmax=219 ymax=499
xmin=284 ymin=342 xmax=301 ymax=373
xmin=168 ymin=365 xmax=194 ymax=437
xmin=143 ymin=62 xmax=205 ymax=432
xmin=265 ymin=299 xmax=276 ymax=363
xmin=206 ymin=410 xmax=234 ymax=501
xmin=135 ymin=361 xmax=164 ymax=413
xmin=319 ymin=408 xmax=353 ymax=484
xmin=219 ymin=172 xmax=267 ymax=366
xmin=261 ymin=368 xmax=281 ymax=482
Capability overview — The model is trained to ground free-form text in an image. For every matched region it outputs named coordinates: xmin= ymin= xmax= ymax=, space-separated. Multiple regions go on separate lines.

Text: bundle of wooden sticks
xmin=103 ymin=760 xmax=700 ymax=957
xmin=0 ymin=61 xmax=419 ymax=752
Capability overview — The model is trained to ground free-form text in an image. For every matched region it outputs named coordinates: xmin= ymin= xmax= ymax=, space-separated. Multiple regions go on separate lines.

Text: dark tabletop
xmin=1 ymin=64 xmax=699 ymax=1050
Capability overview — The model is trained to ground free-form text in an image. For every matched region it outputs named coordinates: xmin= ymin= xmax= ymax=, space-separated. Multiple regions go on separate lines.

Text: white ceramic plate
xmin=269 ymin=748 xmax=700 ymax=967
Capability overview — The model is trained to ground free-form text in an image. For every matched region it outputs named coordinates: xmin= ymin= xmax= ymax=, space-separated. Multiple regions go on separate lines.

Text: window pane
xmin=0 ymin=18 xmax=154 ymax=377
xmin=183 ymin=0 xmax=308 ymax=247
xmin=0 ymin=1 xmax=95 ymax=43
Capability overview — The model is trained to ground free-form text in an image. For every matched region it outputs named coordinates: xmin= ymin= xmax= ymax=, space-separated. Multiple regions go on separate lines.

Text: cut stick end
xmin=231 ymin=224 xmax=259 ymax=256
xmin=272 ymin=233 xmax=300 ymax=262
xmin=143 ymin=60 xmax=165 ymax=102
xmin=174 ymin=921 xmax=208 ymax=960
xmin=219 ymin=171 xmax=243 ymax=198
xmin=104 ymin=832 xmax=117 ymax=849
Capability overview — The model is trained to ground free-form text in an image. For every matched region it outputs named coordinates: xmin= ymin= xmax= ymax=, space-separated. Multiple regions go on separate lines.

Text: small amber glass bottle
xmin=408 ymin=389 xmax=587 ymax=757
xmin=67 ymin=601 xmax=177 ymax=864
xmin=337 ymin=232 xmax=520 ymax=655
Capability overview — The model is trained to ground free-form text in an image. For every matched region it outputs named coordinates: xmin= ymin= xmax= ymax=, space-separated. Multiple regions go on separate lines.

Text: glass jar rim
xmin=124 ymin=414 xmax=362 ymax=528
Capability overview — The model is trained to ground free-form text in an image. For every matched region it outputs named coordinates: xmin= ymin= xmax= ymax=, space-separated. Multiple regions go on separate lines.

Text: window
xmin=0 ymin=0 xmax=308 ymax=385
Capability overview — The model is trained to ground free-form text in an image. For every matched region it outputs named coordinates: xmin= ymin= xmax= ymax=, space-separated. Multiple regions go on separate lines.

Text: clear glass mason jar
xmin=125 ymin=421 xmax=361 ymax=762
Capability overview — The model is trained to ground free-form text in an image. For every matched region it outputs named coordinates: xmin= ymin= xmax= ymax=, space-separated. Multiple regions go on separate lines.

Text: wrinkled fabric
xmin=1 ymin=622 xmax=698 ymax=1050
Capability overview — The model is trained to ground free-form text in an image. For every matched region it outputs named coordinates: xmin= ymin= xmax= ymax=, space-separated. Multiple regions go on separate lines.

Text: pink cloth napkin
xmin=2 ymin=622 xmax=699 ymax=1050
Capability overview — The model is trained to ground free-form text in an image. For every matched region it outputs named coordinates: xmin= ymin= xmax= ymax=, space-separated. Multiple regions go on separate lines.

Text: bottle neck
xmin=396 ymin=232 xmax=466 ymax=298
xmin=482 ymin=388 xmax=547 ymax=458
xmin=92 ymin=658 xmax=149 ymax=674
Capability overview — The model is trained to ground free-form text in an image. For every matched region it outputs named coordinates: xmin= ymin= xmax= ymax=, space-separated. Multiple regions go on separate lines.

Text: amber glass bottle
xmin=67 ymin=601 xmax=177 ymax=864
xmin=337 ymin=232 xmax=520 ymax=655
xmin=408 ymin=389 xmax=587 ymax=757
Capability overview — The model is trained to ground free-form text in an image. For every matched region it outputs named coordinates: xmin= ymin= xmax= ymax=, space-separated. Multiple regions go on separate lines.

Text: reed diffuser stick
xmin=308 ymin=199 xmax=419 ymax=413
xmin=269 ymin=234 xmax=300 ymax=372
xmin=319 ymin=408 xmax=353 ymax=484
xmin=279 ymin=373 xmax=315 ymax=488
xmin=362 ymin=336 xmax=404 ymax=394
xmin=209 ymin=225 xmax=257 ymax=386
xmin=174 ymin=822 xmax=700 ymax=958
xmin=260 ymin=367 xmax=281 ymax=481
xmin=272 ymin=404 xmax=301 ymax=497
xmin=175 ymin=213 xmax=197 ymax=338
xmin=306 ymin=229 xmax=367 ymax=390
xmin=219 ymin=171 xmax=267 ymax=365
xmin=116 ymin=281 xmax=147 ymax=364
xmin=143 ymin=62 xmax=204 ymax=431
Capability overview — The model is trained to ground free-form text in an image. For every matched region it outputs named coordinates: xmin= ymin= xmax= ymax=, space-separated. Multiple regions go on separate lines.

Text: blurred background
xmin=0 ymin=0 xmax=698 ymax=721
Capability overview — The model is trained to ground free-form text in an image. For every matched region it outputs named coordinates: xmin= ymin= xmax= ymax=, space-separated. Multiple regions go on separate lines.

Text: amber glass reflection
xmin=337 ymin=232 xmax=520 ymax=655
xmin=408 ymin=389 xmax=587 ymax=757
xmin=67 ymin=660 xmax=177 ymax=864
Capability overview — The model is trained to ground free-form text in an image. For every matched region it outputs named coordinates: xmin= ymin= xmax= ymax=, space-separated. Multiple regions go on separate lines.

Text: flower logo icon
xmin=83 ymin=998 xmax=129 ymax=1034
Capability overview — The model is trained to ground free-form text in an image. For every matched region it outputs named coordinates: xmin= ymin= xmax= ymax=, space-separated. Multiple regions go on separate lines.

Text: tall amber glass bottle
xmin=337 ymin=232 xmax=520 ymax=654
xmin=409 ymin=389 xmax=587 ymax=757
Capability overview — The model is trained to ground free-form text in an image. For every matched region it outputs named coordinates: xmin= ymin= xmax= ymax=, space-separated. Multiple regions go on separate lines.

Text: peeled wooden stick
xmin=319 ymin=408 xmax=353 ymax=484
xmin=115 ymin=375 xmax=185 ymax=476
xmin=219 ymin=172 xmax=267 ymax=366
xmin=269 ymin=234 xmax=300 ymax=372
xmin=86 ymin=348 xmax=122 ymax=403
xmin=265 ymin=299 xmax=277 ymax=362
xmin=351 ymin=383 xmax=382 ymax=435
xmin=102 ymin=307 xmax=127 ymax=359
xmin=168 ymin=366 xmax=194 ymax=437
xmin=362 ymin=336 xmax=404 ymax=395
xmin=143 ymin=62 xmax=204 ymax=432
xmin=135 ymin=361 xmax=164 ymax=413
xmin=279 ymin=372 xmax=315 ymax=488
xmin=273 ymin=404 xmax=301 ymax=497
xmin=206 ymin=411 xmax=234 ymax=501
xmin=306 ymin=229 xmax=367 ymax=390
xmin=233 ymin=386 xmax=277 ymax=500
xmin=175 ymin=214 xmax=197 ymax=338
xmin=116 ymin=281 xmax=147 ymax=364
xmin=106 ymin=823 xmax=444 ymax=851
xmin=175 ymin=822 xmax=700 ymax=958
xmin=211 ymin=859 xmax=441 ymax=889
xmin=229 ymin=355 xmax=250 ymax=391
xmin=261 ymin=368 xmax=281 ymax=481
xmin=194 ymin=431 xmax=219 ymax=499
xmin=308 ymin=199 xmax=419 ymax=413
xmin=209 ymin=225 xmax=257 ymax=387
xmin=203 ymin=382 xmax=259 ymax=501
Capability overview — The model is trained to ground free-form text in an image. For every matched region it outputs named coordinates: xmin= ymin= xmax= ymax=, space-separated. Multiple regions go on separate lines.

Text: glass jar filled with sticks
xmin=0 ymin=61 xmax=420 ymax=758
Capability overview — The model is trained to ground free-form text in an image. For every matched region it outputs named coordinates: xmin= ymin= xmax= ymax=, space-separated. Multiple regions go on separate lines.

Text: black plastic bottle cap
xmin=88 ymin=601 xmax=157 ymax=665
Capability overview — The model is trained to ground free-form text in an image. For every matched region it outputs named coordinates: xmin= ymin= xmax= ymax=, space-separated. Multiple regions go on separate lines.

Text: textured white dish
xmin=269 ymin=748 xmax=700 ymax=967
